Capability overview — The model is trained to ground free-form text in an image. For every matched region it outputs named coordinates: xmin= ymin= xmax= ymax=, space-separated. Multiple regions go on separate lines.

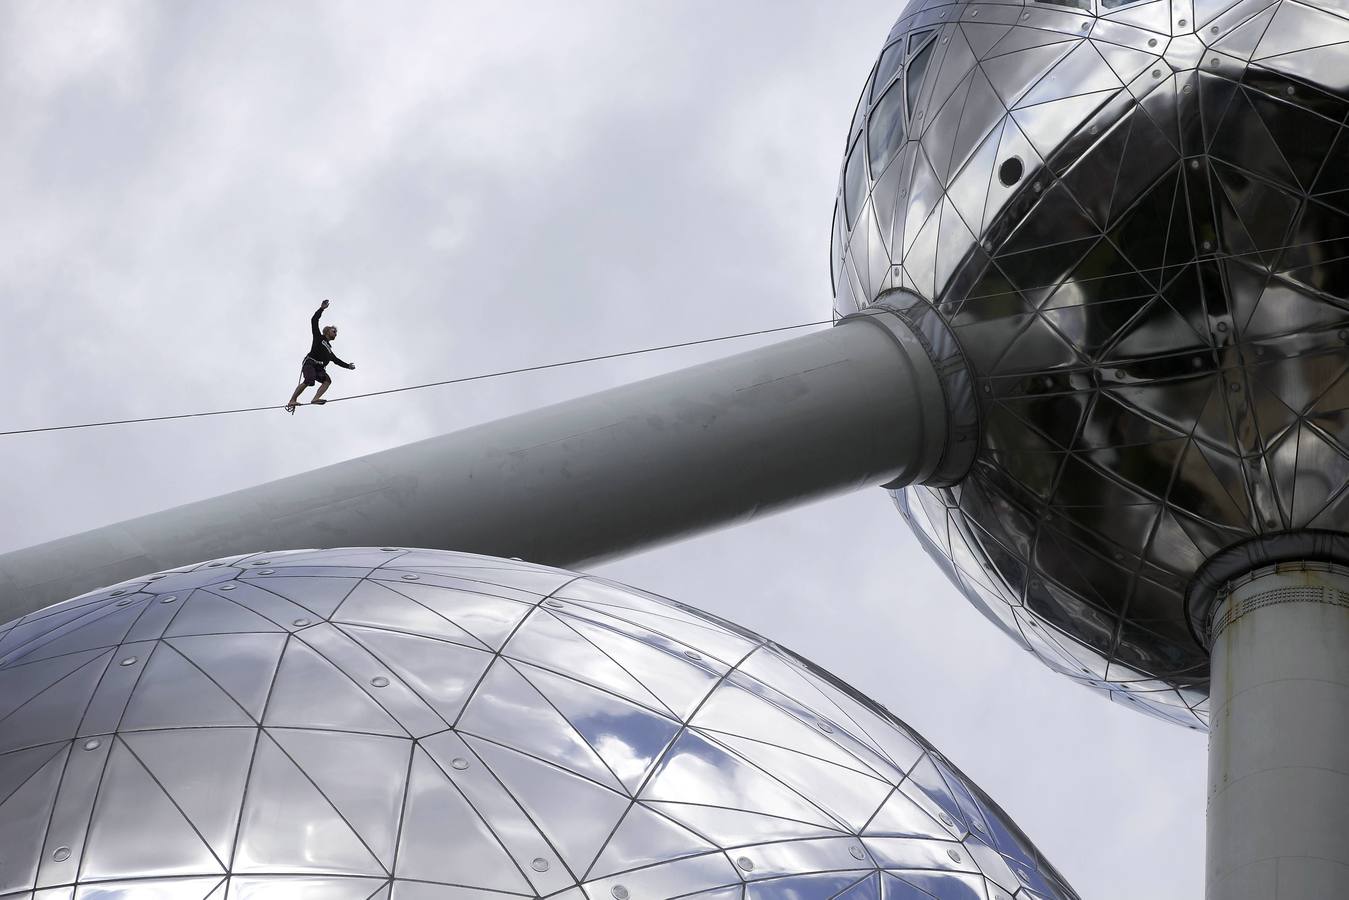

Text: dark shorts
xmin=301 ymin=360 xmax=331 ymax=386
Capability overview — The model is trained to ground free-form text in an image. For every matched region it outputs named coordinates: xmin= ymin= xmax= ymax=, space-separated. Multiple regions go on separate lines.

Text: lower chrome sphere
xmin=0 ymin=548 xmax=1075 ymax=898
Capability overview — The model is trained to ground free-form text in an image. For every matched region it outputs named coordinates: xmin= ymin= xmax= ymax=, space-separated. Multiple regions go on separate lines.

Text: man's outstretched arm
xmin=311 ymin=299 xmax=328 ymax=338
xmin=331 ymin=353 xmax=355 ymax=370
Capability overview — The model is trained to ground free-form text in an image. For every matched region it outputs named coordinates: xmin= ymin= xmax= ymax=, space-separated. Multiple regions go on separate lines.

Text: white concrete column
xmin=1206 ymin=561 xmax=1349 ymax=899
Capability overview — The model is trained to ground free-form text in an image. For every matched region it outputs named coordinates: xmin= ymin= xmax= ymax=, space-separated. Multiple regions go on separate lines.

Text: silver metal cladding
xmin=0 ymin=547 xmax=1078 ymax=899
xmin=833 ymin=0 xmax=1349 ymax=727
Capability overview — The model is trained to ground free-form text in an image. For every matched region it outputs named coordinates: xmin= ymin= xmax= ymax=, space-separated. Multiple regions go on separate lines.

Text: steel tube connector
xmin=0 ymin=310 xmax=966 ymax=622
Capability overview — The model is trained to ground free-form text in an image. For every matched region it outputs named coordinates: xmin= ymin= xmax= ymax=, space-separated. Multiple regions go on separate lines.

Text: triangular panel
xmin=82 ymin=740 xmax=223 ymax=879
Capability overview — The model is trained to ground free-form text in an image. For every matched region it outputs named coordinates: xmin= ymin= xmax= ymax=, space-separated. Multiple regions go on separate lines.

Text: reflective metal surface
xmin=0 ymin=548 xmax=1077 ymax=899
xmin=832 ymin=0 xmax=1349 ymax=727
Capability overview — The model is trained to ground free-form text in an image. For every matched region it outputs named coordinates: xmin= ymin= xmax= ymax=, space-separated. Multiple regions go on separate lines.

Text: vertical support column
xmin=1206 ymin=561 xmax=1349 ymax=899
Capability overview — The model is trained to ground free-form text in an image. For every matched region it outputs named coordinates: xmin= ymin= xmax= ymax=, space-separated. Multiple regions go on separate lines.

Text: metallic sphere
xmin=0 ymin=547 xmax=1077 ymax=899
xmin=832 ymin=0 xmax=1349 ymax=726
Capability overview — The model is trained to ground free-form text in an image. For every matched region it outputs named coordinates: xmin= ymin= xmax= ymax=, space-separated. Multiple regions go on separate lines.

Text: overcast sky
xmin=0 ymin=3 xmax=1205 ymax=897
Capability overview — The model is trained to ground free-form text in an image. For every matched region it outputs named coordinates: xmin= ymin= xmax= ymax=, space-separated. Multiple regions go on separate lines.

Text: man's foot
xmin=311 ymin=398 xmax=327 ymax=405
xmin=284 ymin=403 xmax=297 ymax=414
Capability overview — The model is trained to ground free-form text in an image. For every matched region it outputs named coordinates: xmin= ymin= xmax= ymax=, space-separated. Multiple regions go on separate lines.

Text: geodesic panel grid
xmin=0 ymin=548 xmax=1077 ymax=900
xmin=831 ymin=0 xmax=1349 ymax=728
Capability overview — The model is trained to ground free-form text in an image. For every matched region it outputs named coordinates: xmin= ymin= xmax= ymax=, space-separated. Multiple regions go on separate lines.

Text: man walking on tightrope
xmin=285 ymin=299 xmax=356 ymax=413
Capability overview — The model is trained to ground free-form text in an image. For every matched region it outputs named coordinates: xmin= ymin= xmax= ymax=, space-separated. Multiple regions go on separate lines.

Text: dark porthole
xmin=998 ymin=157 xmax=1024 ymax=187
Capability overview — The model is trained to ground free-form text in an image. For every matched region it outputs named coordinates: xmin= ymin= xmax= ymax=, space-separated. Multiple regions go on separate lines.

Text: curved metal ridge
xmin=1186 ymin=532 xmax=1349 ymax=650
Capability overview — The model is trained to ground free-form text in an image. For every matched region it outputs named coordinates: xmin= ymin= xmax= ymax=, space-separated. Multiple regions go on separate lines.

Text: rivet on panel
xmin=545 ymin=599 xmax=564 ymax=608
xmin=939 ymin=812 xmax=955 ymax=826
xmin=371 ymin=676 xmax=390 ymax=688
xmin=611 ymin=887 xmax=630 ymax=900
xmin=115 ymin=599 xmax=133 ymax=607
xmin=111 ymin=590 xmax=125 ymax=597
xmin=220 ymin=584 xmax=237 ymax=591
xmin=401 ymin=574 xmax=420 ymax=581
xmin=947 ymin=849 xmax=963 ymax=863
xmin=1148 ymin=38 xmax=1158 ymax=46
xmin=52 ymin=847 xmax=72 ymax=862
xmin=83 ymin=739 xmax=101 ymax=751
xmin=531 ymin=857 xmax=550 ymax=872
xmin=258 ymin=570 xmax=274 ymax=575
xmin=119 ymin=657 xmax=138 ymax=667
xmin=683 ymin=650 xmax=702 ymax=660
xmin=293 ymin=618 xmax=311 ymax=627
xmin=1178 ymin=18 xmax=1187 ymax=26
xmin=818 ymin=721 xmax=835 ymax=733
xmin=737 ymin=856 xmax=755 ymax=871
xmin=849 ymin=844 xmax=866 ymax=860
xmin=452 ymin=757 xmax=470 ymax=770
xmin=161 ymin=595 xmax=177 ymax=604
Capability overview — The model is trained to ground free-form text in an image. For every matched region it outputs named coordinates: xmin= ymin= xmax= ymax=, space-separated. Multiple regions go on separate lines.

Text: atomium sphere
xmin=0 ymin=547 xmax=1077 ymax=900
xmin=831 ymin=0 xmax=1349 ymax=727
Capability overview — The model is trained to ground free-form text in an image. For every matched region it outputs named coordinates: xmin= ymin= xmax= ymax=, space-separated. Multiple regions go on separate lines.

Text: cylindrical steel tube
xmin=0 ymin=312 xmax=952 ymax=622
xmin=1206 ymin=561 xmax=1349 ymax=899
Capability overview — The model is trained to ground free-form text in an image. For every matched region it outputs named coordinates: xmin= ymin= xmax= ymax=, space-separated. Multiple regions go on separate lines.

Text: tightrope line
xmin=0 ymin=319 xmax=836 ymax=437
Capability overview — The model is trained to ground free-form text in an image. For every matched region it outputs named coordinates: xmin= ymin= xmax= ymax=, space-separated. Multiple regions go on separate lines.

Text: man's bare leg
xmin=312 ymin=380 xmax=331 ymax=404
xmin=285 ymin=380 xmax=308 ymax=412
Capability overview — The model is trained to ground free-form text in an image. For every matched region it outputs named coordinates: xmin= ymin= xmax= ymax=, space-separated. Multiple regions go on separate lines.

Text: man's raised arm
xmin=311 ymin=300 xmax=328 ymax=338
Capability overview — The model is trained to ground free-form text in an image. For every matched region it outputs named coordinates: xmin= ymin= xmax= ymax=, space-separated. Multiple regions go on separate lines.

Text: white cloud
xmin=0 ymin=5 xmax=1205 ymax=898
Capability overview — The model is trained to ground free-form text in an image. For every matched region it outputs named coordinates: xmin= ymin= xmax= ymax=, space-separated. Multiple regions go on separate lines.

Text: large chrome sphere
xmin=0 ymin=548 xmax=1076 ymax=898
xmin=833 ymin=0 xmax=1349 ymax=726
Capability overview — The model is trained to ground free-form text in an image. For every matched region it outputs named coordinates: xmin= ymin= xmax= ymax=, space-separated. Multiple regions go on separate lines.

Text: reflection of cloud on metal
xmin=0 ymin=547 xmax=1079 ymax=898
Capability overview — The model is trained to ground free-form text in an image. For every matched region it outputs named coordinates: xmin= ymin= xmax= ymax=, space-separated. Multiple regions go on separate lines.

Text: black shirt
xmin=306 ymin=306 xmax=351 ymax=368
